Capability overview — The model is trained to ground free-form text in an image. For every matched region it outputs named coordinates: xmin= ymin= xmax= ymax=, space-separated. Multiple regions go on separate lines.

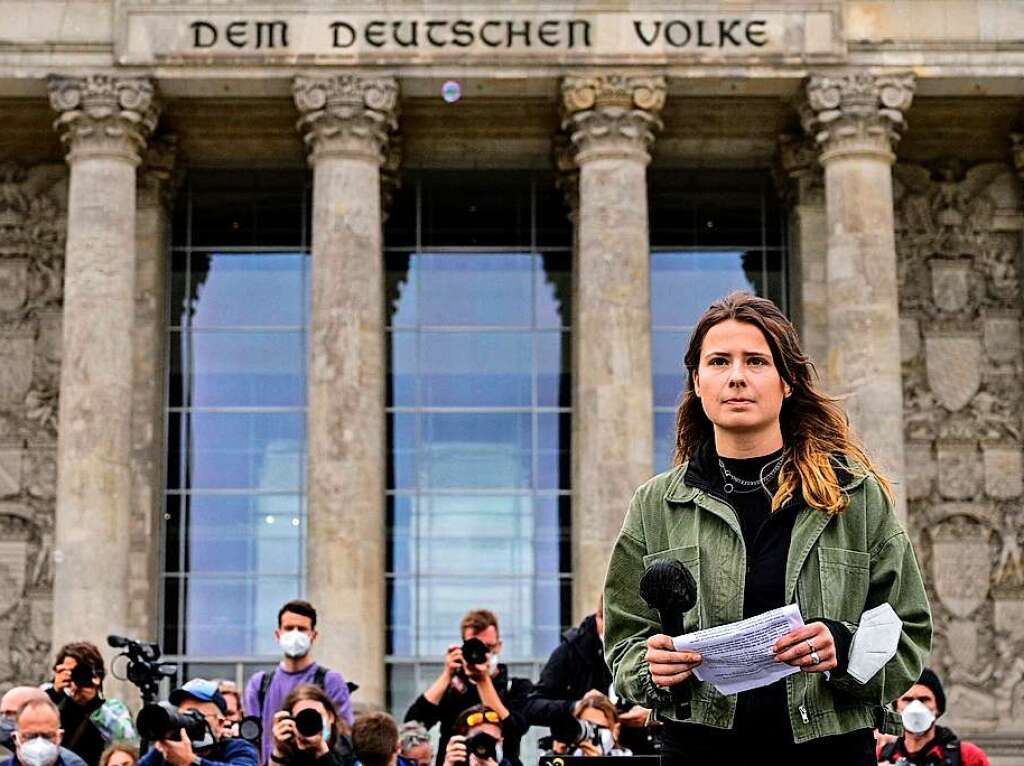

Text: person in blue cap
xmin=137 ymin=681 xmax=257 ymax=766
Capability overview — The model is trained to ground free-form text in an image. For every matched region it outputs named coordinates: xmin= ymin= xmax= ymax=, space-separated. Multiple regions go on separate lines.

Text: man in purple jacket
xmin=244 ymin=600 xmax=354 ymax=761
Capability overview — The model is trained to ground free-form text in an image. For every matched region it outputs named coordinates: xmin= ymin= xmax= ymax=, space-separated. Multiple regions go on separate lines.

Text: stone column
xmin=293 ymin=75 xmax=398 ymax=707
xmin=776 ymin=134 xmax=828 ymax=368
xmin=802 ymin=72 xmax=915 ymax=519
xmin=47 ymin=75 xmax=159 ymax=656
xmin=561 ymin=75 xmax=663 ymax=621
xmin=128 ymin=136 xmax=178 ymax=645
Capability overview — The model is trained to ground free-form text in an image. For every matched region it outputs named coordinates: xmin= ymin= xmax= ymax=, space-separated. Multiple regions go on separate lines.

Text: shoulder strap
xmin=944 ymin=737 xmax=963 ymax=766
xmin=313 ymin=665 xmax=329 ymax=689
xmin=258 ymin=669 xmax=276 ymax=714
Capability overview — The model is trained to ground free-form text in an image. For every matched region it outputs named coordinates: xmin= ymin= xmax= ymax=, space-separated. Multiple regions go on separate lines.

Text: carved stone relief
xmin=896 ymin=158 xmax=1024 ymax=729
xmin=0 ymin=162 xmax=66 ymax=689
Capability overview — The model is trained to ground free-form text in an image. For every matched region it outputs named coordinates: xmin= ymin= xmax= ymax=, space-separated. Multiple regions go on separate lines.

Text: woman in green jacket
xmin=603 ymin=292 xmax=932 ymax=765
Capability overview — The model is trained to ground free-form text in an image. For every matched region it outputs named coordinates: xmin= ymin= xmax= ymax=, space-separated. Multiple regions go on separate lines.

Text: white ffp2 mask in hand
xmin=847 ymin=602 xmax=903 ymax=684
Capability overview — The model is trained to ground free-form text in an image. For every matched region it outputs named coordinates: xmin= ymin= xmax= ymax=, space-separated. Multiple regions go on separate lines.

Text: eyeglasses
xmin=462 ymin=710 xmax=500 ymax=728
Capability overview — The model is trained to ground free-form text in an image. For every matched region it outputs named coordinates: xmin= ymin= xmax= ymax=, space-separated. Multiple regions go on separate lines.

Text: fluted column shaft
xmin=803 ymin=72 xmax=915 ymax=519
xmin=294 ymin=75 xmax=398 ymax=706
xmin=48 ymin=75 xmax=159 ymax=656
xmin=562 ymin=75 xmax=663 ymax=621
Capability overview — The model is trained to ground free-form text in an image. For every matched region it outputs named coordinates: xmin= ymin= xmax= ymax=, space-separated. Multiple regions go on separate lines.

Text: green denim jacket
xmin=603 ymin=462 xmax=933 ymax=744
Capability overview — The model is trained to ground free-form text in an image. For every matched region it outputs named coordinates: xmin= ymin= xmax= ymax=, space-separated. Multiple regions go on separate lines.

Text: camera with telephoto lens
xmin=463 ymin=732 xmax=498 ymax=763
xmin=285 ymin=709 xmax=324 ymax=739
xmin=136 ymin=702 xmax=208 ymax=743
xmin=549 ymin=718 xmax=600 ymax=748
xmin=460 ymin=638 xmax=488 ymax=666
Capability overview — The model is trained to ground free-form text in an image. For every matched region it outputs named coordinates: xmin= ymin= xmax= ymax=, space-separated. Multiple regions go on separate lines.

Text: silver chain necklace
xmin=718 ymin=454 xmax=783 ymax=495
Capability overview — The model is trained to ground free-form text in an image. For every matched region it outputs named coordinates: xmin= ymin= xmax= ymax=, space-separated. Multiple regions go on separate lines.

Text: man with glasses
xmin=404 ymin=611 xmax=529 ymax=766
xmin=1 ymin=695 xmax=74 ymax=766
xmin=136 ymin=680 xmax=256 ymax=766
xmin=396 ymin=723 xmax=432 ymax=766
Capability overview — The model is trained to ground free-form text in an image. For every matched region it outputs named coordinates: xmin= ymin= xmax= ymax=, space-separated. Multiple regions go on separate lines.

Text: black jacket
xmin=522 ymin=614 xmax=611 ymax=729
xmin=404 ymin=665 xmax=530 ymax=766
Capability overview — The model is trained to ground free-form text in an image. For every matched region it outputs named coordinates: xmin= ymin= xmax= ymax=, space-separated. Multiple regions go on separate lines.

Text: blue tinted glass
xmin=185 ymin=493 xmax=304 ymax=576
xmin=651 ymin=251 xmax=759 ymax=327
xmin=388 ymin=495 xmax=414 ymax=576
xmin=654 ymin=410 xmax=677 ymax=474
xmin=418 ymin=254 xmax=533 ymax=327
xmin=420 ymin=332 xmax=532 ymax=407
xmin=388 ymin=413 xmax=417 ymax=490
xmin=387 ymin=254 xmax=417 ymax=328
xmin=389 ymin=331 xmax=417 ymax=407
xmin=652 ymin=331 xmax=689 ymax=408
xmin=186 ymin=331 xmax=305 ymax=407
xmin=187 ymin=411 xmax=306 ymax=490
xmin=184 ymin=575 xmax=300 ymax=656
xmin=418 ymin=413 xmax=532 ymax=489
xmin=189 ymin=253 xmax=306 ymax=328
xmin=537 ymin=331 xmax=570 ymax=408
xmin=537 ymin=413 xmax=570 ymax=490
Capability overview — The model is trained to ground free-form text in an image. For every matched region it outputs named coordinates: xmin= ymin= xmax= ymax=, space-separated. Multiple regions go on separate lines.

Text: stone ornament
xmin=138 ymin=134 xmax=181 ymax=211
xmin=551 ymin=132 xmax=579 ymax=222
xmin=803 ymin=72 xmax=915 ymax=162
xmin=47 ymin=75 xmax=160 ymax=164
xmin=896 ymin=155 xmax=1024 ymax=727
xmin=293 ymin=75 xmax=400 ymax=164
xmin=560 ymin=74 xmax=666 ymax=163
xmin=0 ymin=162 xmax=66 ymax=689
xmin=380 ymin=136 xmax=403 ymax=220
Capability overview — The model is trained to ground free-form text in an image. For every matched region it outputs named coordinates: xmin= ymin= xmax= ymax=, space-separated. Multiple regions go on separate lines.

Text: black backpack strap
xmin=258 ymin=669 xmax=276 ymax=715
xmin=943 ymin=736 xmax=963 ymax=766
xmin=313 ymin=665 xmax=329 ymax=689
xmin=878 ymin=740 xmax=900 ymax=763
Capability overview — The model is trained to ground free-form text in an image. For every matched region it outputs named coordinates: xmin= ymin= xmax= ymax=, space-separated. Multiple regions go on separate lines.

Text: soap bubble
xmin=442 ymin=80 xmax=461 ymax=103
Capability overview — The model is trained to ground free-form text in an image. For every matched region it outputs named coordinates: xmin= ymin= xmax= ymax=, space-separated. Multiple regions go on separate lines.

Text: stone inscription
xmin=119 ymin=9 xmax=842 ymax=64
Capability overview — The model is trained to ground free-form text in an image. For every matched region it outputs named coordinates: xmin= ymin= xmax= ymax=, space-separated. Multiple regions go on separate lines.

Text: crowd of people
xmin=0 ymin=595 xmax=992 ymax=766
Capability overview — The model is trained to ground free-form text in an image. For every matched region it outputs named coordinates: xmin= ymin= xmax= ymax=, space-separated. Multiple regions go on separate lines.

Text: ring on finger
xmin=809 ymin=651 xmax=821 ymax=665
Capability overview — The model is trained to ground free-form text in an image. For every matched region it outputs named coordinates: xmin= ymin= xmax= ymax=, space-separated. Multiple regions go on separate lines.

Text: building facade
xmin=1 ymin=1 xmax=1023 ymax=761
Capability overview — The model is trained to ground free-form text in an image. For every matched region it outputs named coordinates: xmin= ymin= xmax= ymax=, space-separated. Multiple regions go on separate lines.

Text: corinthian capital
xmin=293 ymin=75 xmax=399 ymax=164
xmin=560 ymin=74 xmax=666 ymax=164
xmin=802 ymin=72 xmax=915 ymax=164
xmin=48 ymin=75 xmax=160 ymax=165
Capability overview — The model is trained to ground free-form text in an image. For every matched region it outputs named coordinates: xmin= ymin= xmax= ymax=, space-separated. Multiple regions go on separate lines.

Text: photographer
xmin=269 ymin=685 xmax=351 ymax=766
xmin=136 ymin=679 xmax=256 ymax=766
xmin=52 ymin=643 xmax=136 ymax=766
xmin=549 ymin=692 xmax=630 ymax=758
xmin=404 ymin=611 xmax=528 ymax=766
xmin=440 ymin=707 xmax=509 ymax=766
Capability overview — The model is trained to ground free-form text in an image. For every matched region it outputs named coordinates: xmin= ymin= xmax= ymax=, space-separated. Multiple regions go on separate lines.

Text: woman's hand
xmin=773 ymin=622 xmax=837 ymax=672
xmin=645 ymin=634 xmax=703 ymax=688
xmin=576 ymin=740 xmax=602 ymax=758
xmin=272 ymin=710 xmax=297 ymax=748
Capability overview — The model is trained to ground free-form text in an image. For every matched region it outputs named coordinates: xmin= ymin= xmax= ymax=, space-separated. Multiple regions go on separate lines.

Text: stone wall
xmin=896 ymin=159 xmax=1024 ymax=739
xmin=0 ymin=162 xmax=66 ymax=689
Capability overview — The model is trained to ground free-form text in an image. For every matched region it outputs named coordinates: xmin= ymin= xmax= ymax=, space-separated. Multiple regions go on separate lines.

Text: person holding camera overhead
xmin=268 ymin=685 xmax=349 ymax=766
xmin=135 ymin=679 xmax=256 ymax=766
xmin=440 ymin=707 xmax=509 ymax=766
xmin=51 ymin=643 xmax=136 ymax=766
xmin=404 ymin=611 xmax=529 ymax=766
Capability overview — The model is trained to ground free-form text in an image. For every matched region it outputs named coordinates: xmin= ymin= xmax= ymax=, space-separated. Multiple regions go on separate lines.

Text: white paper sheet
xmin=672 ymin=604 xmax=805 ymax=695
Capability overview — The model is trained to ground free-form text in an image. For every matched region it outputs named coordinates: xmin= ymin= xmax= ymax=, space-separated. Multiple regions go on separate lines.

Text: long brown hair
xmin=673 ymin=291 xmax=892 ymax=514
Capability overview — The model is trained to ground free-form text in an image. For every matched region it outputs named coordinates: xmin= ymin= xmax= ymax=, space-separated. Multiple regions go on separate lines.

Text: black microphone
xmin=639 ymin=558 xmax=698 ymax=717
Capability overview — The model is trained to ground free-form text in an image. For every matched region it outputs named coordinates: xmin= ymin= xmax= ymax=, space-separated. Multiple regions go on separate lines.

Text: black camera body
xmin=69 ymin=662 xmax=100 ymax=688
xmin=463 ymin=731 xmax=498 ymax=763
xmin=136 ymin=702 xmax=208 ymax=744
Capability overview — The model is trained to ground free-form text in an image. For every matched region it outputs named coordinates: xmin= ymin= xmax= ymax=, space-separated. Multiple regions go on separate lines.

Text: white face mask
xmin=900 ymin=700 xmax=936 ymax=735
xmin=279 ymin=629 xmax=312 ymax=659
xmin=18 ymin=737 xmax=60 ymax=766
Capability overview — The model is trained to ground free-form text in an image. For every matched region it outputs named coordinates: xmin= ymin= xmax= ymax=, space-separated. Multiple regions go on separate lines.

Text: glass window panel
xmin=388 ymin=413 xmax=417 ymax=490
xmin=387 ymin=495 xmax=414 ymax=577
xmin=386 ymin=254 xmax=418 ymax=328
xmin=166 ymin=413 xmax=185 ymax=490
xmin=388 ymin=331 xmax=417 ymax=407
xmin=418 ymin=254 xmax=533 ymax=327
xmin=171 ymin=254 xmax=189 ymax=328
xmin=162 ymin=575 xmax=182 ymax=655
xmin=652 ymin=331 xmax=689 ymax=408
xmin=418 ymin=413 xmax=532 ymax=490
xmin=651 ymin=251 xmax=759 ymax=328
xmin=654 ymin=410 xmax=678 ymax=475
xmin=420 ymin=332 xmax=532 ymax=408
xmin=187 ymin=331 xmax=305 ymax=407
xmin=536 ymin=413 xmax=570 ymax=491
xmin=387 ymin=577 xmax=414 ymax=656
xmin=535 ymin=185 xmax=573 ymax=248
xmin=385 ymin=663 xmax=419 ymax=713
xmin=422 ymin=177 xmax=530 ymax=247
xmin=532 ymin=495 xmax=562 ymax=543
xmin=185 ymin=576 xmax=300 ymax=656
xmin=188 ymin=253 xmax=306 ymax=328
xmin=186 ymin=494 xmax=303 ymax=576
xmin=536 ymin=254 xmax=571 ymax=327
xmin=186 ymin=411 xmax=305 ymax=491
xmin=536 ymin=331 xmax=570 ymax=409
